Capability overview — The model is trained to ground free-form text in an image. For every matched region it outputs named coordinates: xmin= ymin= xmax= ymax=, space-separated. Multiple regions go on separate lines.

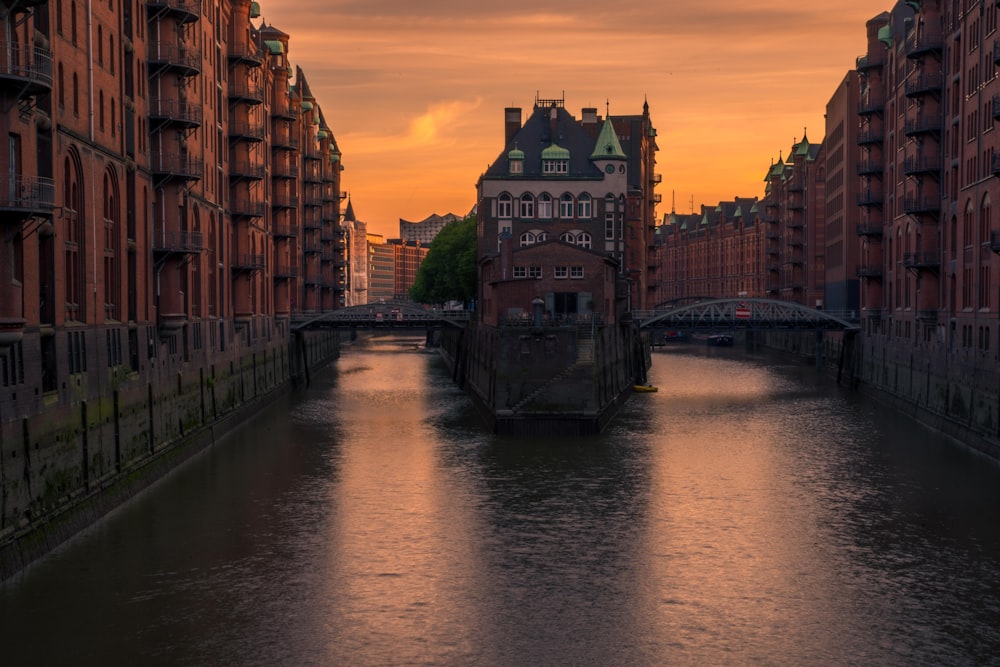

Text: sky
xmin=256 ymin=1 xmax=888 ymax=237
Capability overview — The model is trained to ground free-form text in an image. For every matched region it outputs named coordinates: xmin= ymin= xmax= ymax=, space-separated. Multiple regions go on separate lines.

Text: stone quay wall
xmin=751 ymin=330 xmax=1000 ymax=463
xmin=0 ymin=329 xmax=341 ymax=581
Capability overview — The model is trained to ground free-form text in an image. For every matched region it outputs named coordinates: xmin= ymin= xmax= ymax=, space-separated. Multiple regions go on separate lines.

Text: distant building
xmin=825 ymin=70 xmax=862 ymax=315
xmin=367 ymin=234 xmax=395 ymax=303
xmin=399 ymin=213 xmax=462 ymax=246
xmin=342 ymin=200 xmax=368 ymax=306
xmin=655 ymin=198 xmax=764 ymax=306
xmin=391 ymin=240 xmax=429 ymax=301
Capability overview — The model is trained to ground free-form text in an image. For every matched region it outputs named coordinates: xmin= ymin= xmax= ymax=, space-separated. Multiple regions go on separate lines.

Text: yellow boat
xmin=633 ymin=384 xmax=658 ymax=393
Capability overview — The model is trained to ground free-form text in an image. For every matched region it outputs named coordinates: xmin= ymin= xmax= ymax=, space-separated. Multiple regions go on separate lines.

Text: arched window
xmin=980 ymin=193 xmax=991 ymax=246
xmin=560 ymin=232 xmax=575 ymax=244
xmin=537 ymin=193 xmax=553 ymax=219
xmin=72 ymin=72 xmax=79 ymax=116
xmin=576 ymin=232 xmax=592 ymax=249
xmin=97 ymin=25 xmax=103 ymax=66
xmin=57 ymin=63 xmax=64 ymax=108
xmin=64 ymin=149 xmax=85 ymax=321
xmin=99 ymin=90 xmax=105 ymax=132
xmin=103 ymin=168 xmax=120 ymax=320
xmin=109 ymin=35 xmax=115 ymax=74
xmin=497 ymin=192 xmax=512 ymax=218
xmin=578 ymin=193 xmax=592 ymax=219
xmin=519 ymin=193 xmax=534 ymax=218
xmin=520 ymin=232 xmax=536 ymax=247
xmin=71 ymin=1 xmax=77 ymax=45
xmin=560 ymin=193 xmax=574 ymax=219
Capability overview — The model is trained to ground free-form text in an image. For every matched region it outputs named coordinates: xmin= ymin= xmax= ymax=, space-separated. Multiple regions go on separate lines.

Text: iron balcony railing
xmin=0 ymin=174 xmax=56 ymax=211
xmin=153 ymin=230 xmax=203 ymax=253
xmin=0 ymin=43 xmax=54 ymax=93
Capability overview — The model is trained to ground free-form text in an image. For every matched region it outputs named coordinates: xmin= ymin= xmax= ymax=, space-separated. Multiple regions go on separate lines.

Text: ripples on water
xmin=2 ymin=336 xmax=1000 ymax=666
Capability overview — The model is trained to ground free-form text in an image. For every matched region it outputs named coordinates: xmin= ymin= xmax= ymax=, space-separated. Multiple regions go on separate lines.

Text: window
xmin=560 ymin=232 xmax=576 ymax=244
xmin=578 ymin=194 xmax=592 ymax=219
xmin=543 ymin=160 xmax=568 ymax=174
xmin=58 ymin=63 xmax=64 ymax=107
xmin=520 ymin=231 xmax=536 ymax=246
xmin=497 ymin=193 xmax=512 ymax=218
xmin=576 ymin=232 xmax=592 ymax=249
xmin=537 ymin=193 xmax=553 ymax=219
xmin=570 ymin=266 xmax=584 ymax=279
xmin=605 ymin=211 xmax=615 ymax=239
xmin=73 ymin=72 xmax=79 ymax=116
xmin=528 ymin=266 xmax=542 ymax=278
xmin=519 ymin=193 xmax=534 ymax=218
xmin=554 ymin=266 xmax=568 ymax=279
xmin=513 ymin=266 xmax=527 ymax=278
xmin=560 ymin=193 xmax=574 ymax=218
xmin=510 ymin=160 xmax=522 ymax=175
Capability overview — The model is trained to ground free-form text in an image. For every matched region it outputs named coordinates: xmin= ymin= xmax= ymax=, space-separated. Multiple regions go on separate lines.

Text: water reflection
xmin=1 ymin=337 xmax=1000 ymax=666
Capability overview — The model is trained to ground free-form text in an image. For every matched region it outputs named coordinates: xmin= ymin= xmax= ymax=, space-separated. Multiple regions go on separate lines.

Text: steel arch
xmin=633 ymin=298 xmax=859 ymax=332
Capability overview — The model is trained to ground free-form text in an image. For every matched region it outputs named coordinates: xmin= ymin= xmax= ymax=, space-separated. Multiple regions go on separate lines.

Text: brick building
xmin=655 ymin=198 xmax=765 ymax=306
xmin=0 ymin=1 xmax=346 ymax=426
xmin=476 ymin=94 xmax=659 ymax=323
xmin=856 ymin=0 xmax=1000 ymax=354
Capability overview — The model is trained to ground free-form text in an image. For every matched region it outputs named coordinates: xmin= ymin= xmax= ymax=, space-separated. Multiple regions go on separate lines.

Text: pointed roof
xmin=343 ymin=199 xmax=357 ymax=222
xmin=590 ymin=117 xmax=627 ymax=160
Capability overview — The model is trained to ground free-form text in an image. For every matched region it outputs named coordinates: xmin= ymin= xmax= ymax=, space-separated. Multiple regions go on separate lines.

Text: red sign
xmin=736 ymin=301 xmax=750 ymax=320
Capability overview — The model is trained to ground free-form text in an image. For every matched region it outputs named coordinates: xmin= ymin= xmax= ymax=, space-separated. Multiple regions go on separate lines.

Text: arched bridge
xmin=633 ymin=298 xmax=860 ymax=333
xmin=292 ymin=301 xmax=469 ymax=331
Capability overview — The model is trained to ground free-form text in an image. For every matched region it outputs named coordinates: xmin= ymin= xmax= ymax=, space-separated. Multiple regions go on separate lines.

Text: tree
xmin=409 ymin=214 xmax=477 ymax=306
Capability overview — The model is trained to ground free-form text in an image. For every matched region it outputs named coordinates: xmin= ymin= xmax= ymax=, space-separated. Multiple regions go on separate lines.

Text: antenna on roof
xmin=606 ymin=99 xmax=610 ymax=116
xmin=689 ymin=196 xmax=694 ymax=214
xmin=672 ymin=190 xmax=676 ymax=212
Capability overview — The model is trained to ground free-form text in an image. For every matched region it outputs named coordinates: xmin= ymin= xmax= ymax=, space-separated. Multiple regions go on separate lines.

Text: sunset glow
xmin=258 ymin=1 xmax=884 ymax=236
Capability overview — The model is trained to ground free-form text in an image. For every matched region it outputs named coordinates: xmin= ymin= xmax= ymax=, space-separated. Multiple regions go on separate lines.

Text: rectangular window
xmin=570 ymin=266 xmax=584 ymax=279
xmin=605 ymin=212 xmax=615 ymax=240
xmin=528 ymin=266 xmax=542 ymax=278
xmin=513 ymin=266 xmax=527 ymax=278
xmin=554 ymin=266 xmax=568 ymax=279
xmin=578 ymin=198 xmax=592 ymax=219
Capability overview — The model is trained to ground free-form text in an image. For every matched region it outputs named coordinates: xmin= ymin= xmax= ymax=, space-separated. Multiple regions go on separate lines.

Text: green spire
xmin=590 ymin=118 xmax=627 ymax=160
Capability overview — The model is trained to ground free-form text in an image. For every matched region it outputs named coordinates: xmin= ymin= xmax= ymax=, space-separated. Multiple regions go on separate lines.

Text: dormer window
xmin=541 ymin=143 xmax=570 ymax=175
xmin=543 ymin=159 xmax=568 ymax=175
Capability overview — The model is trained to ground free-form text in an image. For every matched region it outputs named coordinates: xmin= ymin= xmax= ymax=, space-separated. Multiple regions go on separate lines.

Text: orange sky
xmin=256 ymin=1 xmax=886 ymax=238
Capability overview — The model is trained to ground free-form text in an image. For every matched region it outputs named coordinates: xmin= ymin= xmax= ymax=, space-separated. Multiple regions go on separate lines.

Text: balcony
xmin=905 ymin=32 xmax=943 ymax=58
xmin=0 ymin=174 xmax=55 ymax=222
xmin=0 ymin=43 xmax=53 ymax=96
xmin=856 ymin=264 xmax=883 ymax=279
xmin=228 ymin=43 xmax=264 ymax=67
xmin=304 ymin=240 xmax=321 ymax=254
xmin=903 ymin=251 xmax=940 ymax=271
xmin=228 ymin=79 xmax=264 ymax=105
xmin=150 ymin=152 xmax=203 ymax=182
xmin=271 ymin=104 xmax=300 ymax=121
xmin=273 ymin=223 xmax=298 ymax=239
xmin=903 ymin=156 xmax=941 ymax=178
xmin=230 ymin=197 xmax=265 ymax=218
xmin=857 ymin=159 xmax=884 ymax=176
xmin=274 ymin=265 xmax=299 ymax=279
xmin=858 ymin=98 xmax=884 ymax=115
xmin=304 ymin=273 xmax=324 ymax=286
xmin=271 ymin=130 xmax=300 ymax=150
xmin=272 ymin=193 xmax=298 ymax=209
xmin=904 ymin=72 xmax=943 ymax=97
xmin=856 ymin=53 xmax=885 ymax=72
xmin=856 ymin=222 xmax=884 ymax=237
xmin=904 ymin=115 xmax=942 ymax=136
xmin=149 ymin=97 xmax=202 ymax=129
xmin=303 ymin=168 xmax=322 ymax=183
xmin=273 ymin=162 xmax=299 ymax=179
xmin=148 ymin=42 xmax=200 ymax=77
xmin=229 ymin=160 xmax=265 ymax=181
xmin=229 ymin=121 xmax=265 ymax=142
xmin=303 ymin=218 xmax=321 ymax=231
xmin=232 ymin=254 xmax=265 ymax=271
xmin=146 ymin=0 xmax=200 ymax=23
xmin=857 ymin=190 xmax=884 ymax=207
xmin=902 ymin=195 xmax=940 ymax=215
xmin=153 ymin=230 xmax=203 ymax=254
xmin=857 ymin=127 xmax=884 ymax=145
xmin=864 ymin=308 xmax=884 ymax=319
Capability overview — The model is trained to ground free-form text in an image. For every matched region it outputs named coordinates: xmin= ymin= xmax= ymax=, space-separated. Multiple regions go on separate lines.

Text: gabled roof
xmin=482 ymin=105 xmax=607 ymax=180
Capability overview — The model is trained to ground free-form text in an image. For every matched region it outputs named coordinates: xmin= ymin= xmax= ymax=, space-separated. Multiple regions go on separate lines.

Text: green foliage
xmin=409 ymin=214 xmax=477 ymax=305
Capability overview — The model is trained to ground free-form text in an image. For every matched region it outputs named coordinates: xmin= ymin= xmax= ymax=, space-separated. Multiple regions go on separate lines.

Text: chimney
xmin=582 ymin=107 xmax=599 ymax=139
xmin=505 ymin=108 xmax=522 ymax=146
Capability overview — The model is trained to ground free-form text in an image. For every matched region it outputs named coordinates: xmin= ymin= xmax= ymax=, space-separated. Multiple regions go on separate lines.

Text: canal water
xmin=3 ymin=335 xmax=1000 ymax=666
